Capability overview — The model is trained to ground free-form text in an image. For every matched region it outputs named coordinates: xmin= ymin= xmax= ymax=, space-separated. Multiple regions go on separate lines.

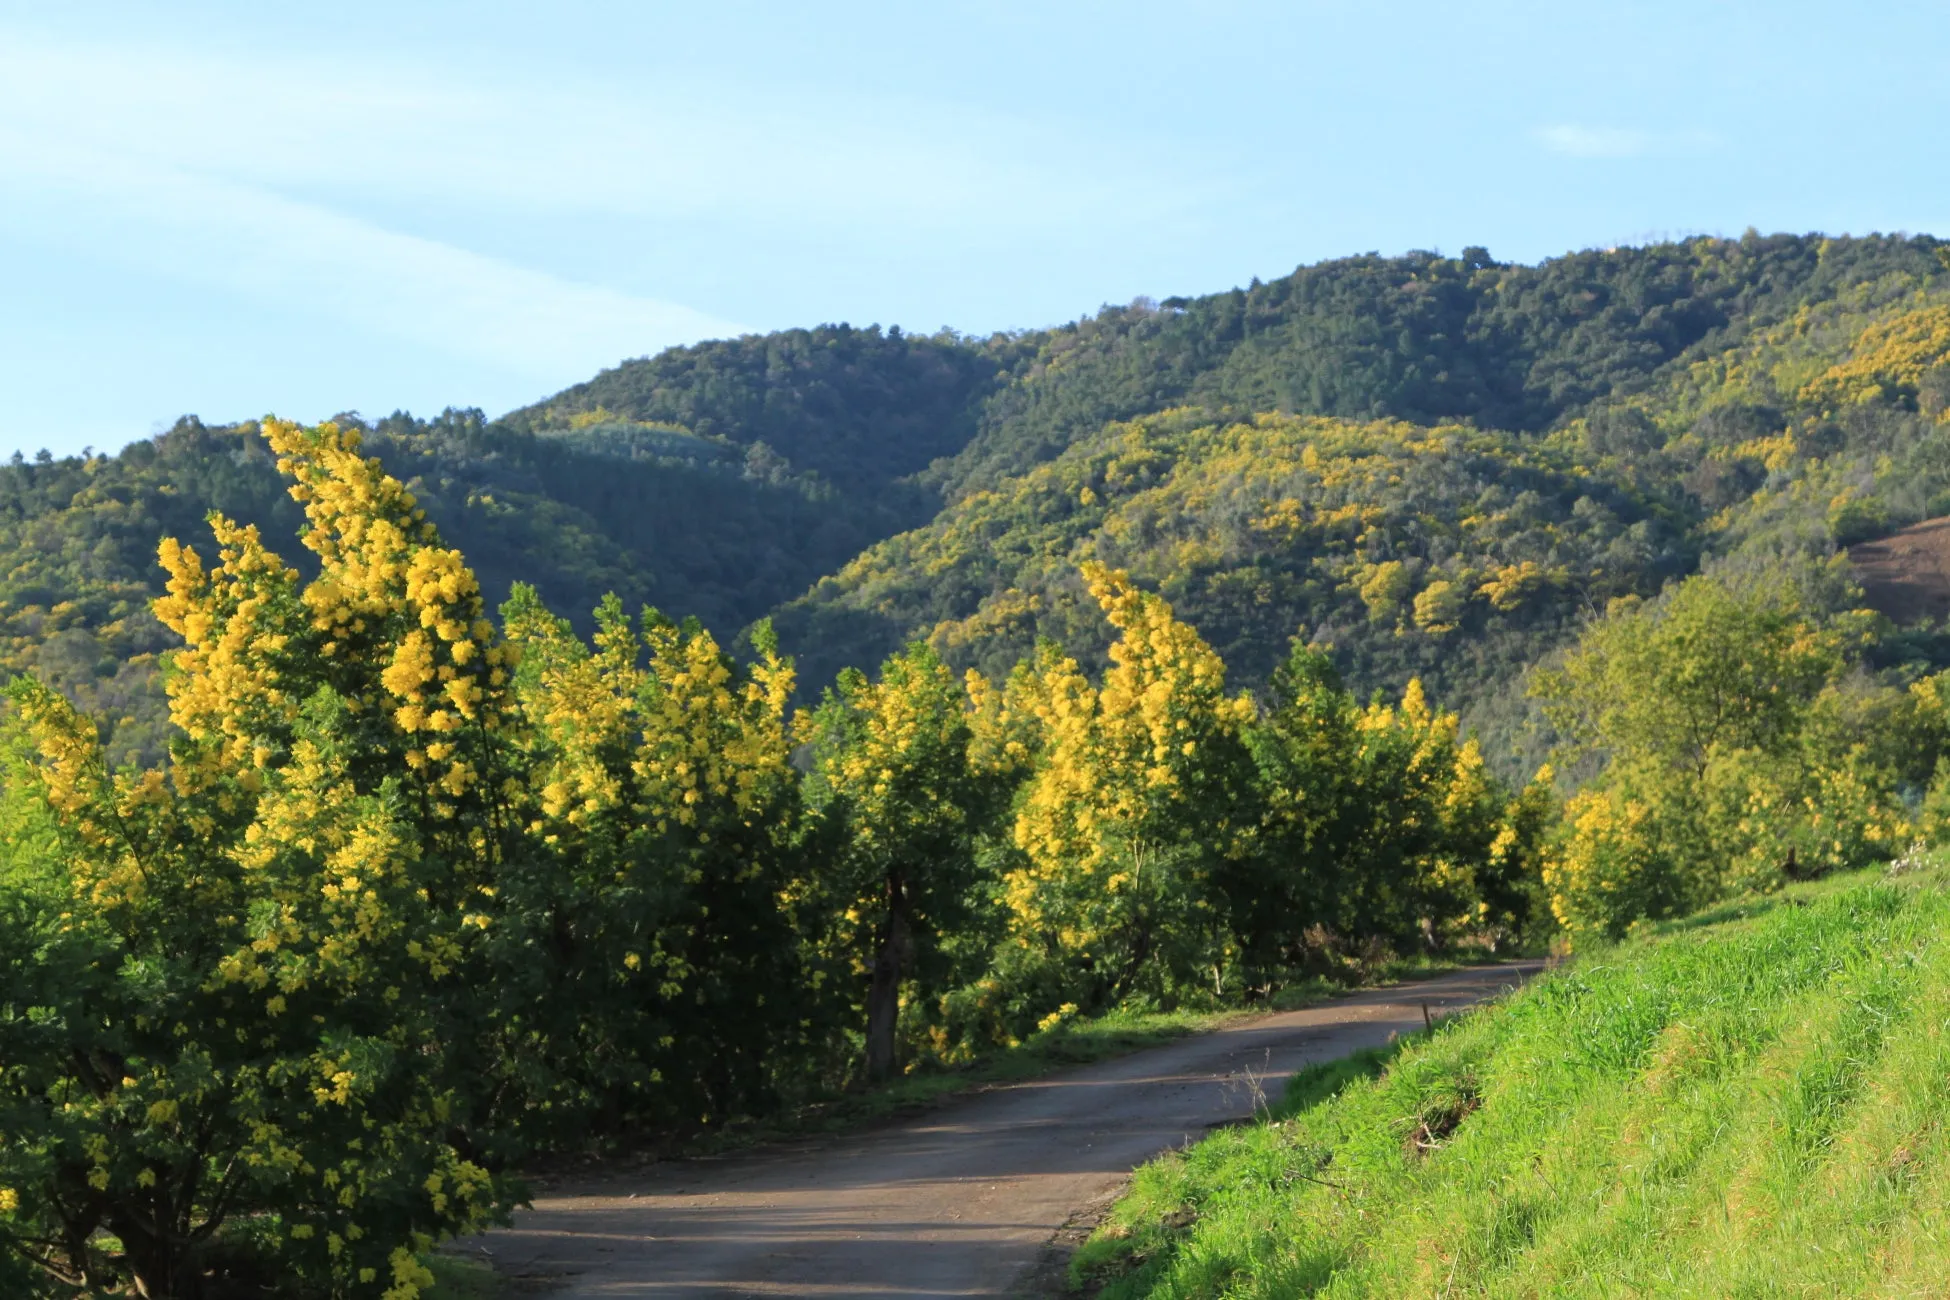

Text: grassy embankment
xmin=1075 ymin=858 xmax=1950 ymax=1297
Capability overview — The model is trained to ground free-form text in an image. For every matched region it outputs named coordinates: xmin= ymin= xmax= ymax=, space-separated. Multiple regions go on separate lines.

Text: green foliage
xmin=760 ymin=231 xmax=1950 ymax=754
xmin=0 ymin=422 xmax=860 ymax=1296
xmin=495 ymin=585 xmax=820 ymax=1135
xmin=795 ymin=644 xmax=1008 ymax=1080
xmin=925 ymin=233 xmax=1945 ymax=498
xmin=904 ymin=572 xmax=1550 ymax=1055
xmin=499 ymin=323 xmax=1022 ymax=496
xmin=1535 ymin=570 xmax=1931 ymax=938
xmin=362 ymin=407 xmax=926 ymax=637
xmin=1239 ymin=645 xmax=1550 ymax=974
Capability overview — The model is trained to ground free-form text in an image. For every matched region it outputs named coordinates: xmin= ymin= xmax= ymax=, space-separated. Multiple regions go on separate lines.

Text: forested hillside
xmin=500 ymin=322 xmax=1026 ymax=497
xmin=500 ymin=235 xmax=1947 ymax=511
xmin=8 ymin=232 xmax=1950 ymax=768
xmin=773 ymin=409 xmax=1692 ymax=762
xmin=775 ymin=233 xmax=1950 ymax=758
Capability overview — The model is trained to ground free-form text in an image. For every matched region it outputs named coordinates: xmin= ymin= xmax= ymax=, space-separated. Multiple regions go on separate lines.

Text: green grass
xmin=424 ymin=1255 xmax=506 ymax=1299
xmin=1074 ymin=860 xmax=1950 ymax=1297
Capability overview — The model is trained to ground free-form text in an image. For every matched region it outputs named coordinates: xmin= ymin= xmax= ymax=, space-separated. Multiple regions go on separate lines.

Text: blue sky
xmin=4 ymin=1 xmax=1948 ymax=457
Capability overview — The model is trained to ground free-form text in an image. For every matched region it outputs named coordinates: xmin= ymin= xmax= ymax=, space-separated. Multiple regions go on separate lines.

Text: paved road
xmin=463 ymin=962 xmax=1542 ymax=1298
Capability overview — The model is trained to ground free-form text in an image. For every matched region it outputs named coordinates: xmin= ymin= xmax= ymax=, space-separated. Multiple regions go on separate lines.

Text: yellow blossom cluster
xmin=1800 ymin=303 xmax=1950 ymax=412
xmin=1542 ymin=787 xmax=1666 ymax=942
xmin=631 ymin=616 xmax=795 ymax=832
xmin=820 ymin=663 xmax=968 ymax=846
xmin=1005 ymin=565 xmax=1253 ymax=948
xmin=510 ymin=600 xmax=643 ymax=828
xmin=8 ymin=676 xmax=201 ymax=920
xmin=263 ymin=417 xmax=516 ymax=799
xmin=964 ymin=662 xmax=1041 ymax=781
xmin=508 ymin=591 xmax=795 ymax=841
xmin=900 ymin=409 xmax=1606 ymax=663
xmin=1362 ymin=680 xmax=1510 ymax=932
xmin=154 ymin=518 xmax=302 ymax=783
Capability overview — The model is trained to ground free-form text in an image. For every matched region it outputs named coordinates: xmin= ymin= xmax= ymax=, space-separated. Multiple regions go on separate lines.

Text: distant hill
xmin=504 ymin=236 xmax=1940 ymax=510
xmin=0 ymin=405 xmax=922 ymax=764
xmin=11 ymin=232 xmax=1950 ymax=770
xmin=771 ymin=235 xmax=1950 ymax=766
xmin=499 ymin=323 xmax=1026 ymax=499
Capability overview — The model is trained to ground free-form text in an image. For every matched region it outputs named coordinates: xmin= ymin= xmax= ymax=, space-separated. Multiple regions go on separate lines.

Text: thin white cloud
xmin=0 ymin=22 xmax=1178 ymax=383
xmin=0 ymin=28 xmax=1130 ymax=233
xmin=1535 ymin=124 xmax=1723 ymax=159
xmin=0 ymin=124 xmax=744 ymax=376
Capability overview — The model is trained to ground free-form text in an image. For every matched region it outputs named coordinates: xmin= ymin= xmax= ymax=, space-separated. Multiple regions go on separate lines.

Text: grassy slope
xmin=1076 ymin=860 xmax=1950 ymax=1297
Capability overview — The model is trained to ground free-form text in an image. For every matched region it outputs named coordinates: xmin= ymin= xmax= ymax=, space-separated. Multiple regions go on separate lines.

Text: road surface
xmin=462 ymin=962 xmax=1542 ymax=1297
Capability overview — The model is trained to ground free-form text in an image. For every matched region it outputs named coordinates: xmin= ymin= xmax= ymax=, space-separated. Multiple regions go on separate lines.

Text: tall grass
xmin=1076 ymin=862 xmax=1950 ymax=1296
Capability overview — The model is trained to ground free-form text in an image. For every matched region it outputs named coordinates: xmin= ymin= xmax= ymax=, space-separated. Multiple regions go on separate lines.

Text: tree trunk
xmin=864 ymin=885 xmax=909 ymax=1084
xmin=111 ymin=1205 xmax=198 ymax=1300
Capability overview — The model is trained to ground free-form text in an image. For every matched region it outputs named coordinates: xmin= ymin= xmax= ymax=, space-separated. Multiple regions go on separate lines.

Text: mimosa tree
xmin=0 ymin=419 xmax=519 ymax=1297
xmin=1004 ymin=565 xmax=1255 ymax=1006
xmin=497 ymin=589 xmax=811 ymax=1127
xmin=798 ymin=645 xmax=1004 ymax=1081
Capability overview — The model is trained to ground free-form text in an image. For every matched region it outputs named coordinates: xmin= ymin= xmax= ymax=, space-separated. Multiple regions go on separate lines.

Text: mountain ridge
xmin=10 ymin=232 xmax=1950 ymax=770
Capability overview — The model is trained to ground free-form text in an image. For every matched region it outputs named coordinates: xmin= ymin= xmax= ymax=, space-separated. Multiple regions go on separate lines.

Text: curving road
xmin=462 ymin=962 xmax=1541 ymax=1297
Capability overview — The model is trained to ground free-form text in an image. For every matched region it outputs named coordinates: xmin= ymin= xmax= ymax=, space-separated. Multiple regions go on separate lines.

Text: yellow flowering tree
xmin=498 ymin=588 xmax=814 ymax=1126
xmin=1004 ymin=565 xmax=1256 ymax=1006
xmin=1541 ymin=786 xmax=1680 ymax=941
xmin=0 ymin=419 xmax=517 ymax=1297
xmin=797 ymin=645 xmax=1007 ymax=1081
xmin=1240 ymin=642 xmax=1548 ymax=979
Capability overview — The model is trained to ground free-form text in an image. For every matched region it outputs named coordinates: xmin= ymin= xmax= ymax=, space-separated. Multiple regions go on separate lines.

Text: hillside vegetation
xmin=10 ymin=233 xmax=1950 ymax=756
xmin=778 ymin=236 xmax=1950 ymax=742
xmin=773 ymin=408 xmax=1690 ymax=737
xmin=1075 ymin=859 xmax=1950 ymax=1297
xmin=0 ymin=406 xmax=906 ymax=765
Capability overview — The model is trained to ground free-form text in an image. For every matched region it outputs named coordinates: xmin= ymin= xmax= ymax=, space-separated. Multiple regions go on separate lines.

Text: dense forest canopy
xmin=500 ymin=323 xmax=1027 ymax=495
